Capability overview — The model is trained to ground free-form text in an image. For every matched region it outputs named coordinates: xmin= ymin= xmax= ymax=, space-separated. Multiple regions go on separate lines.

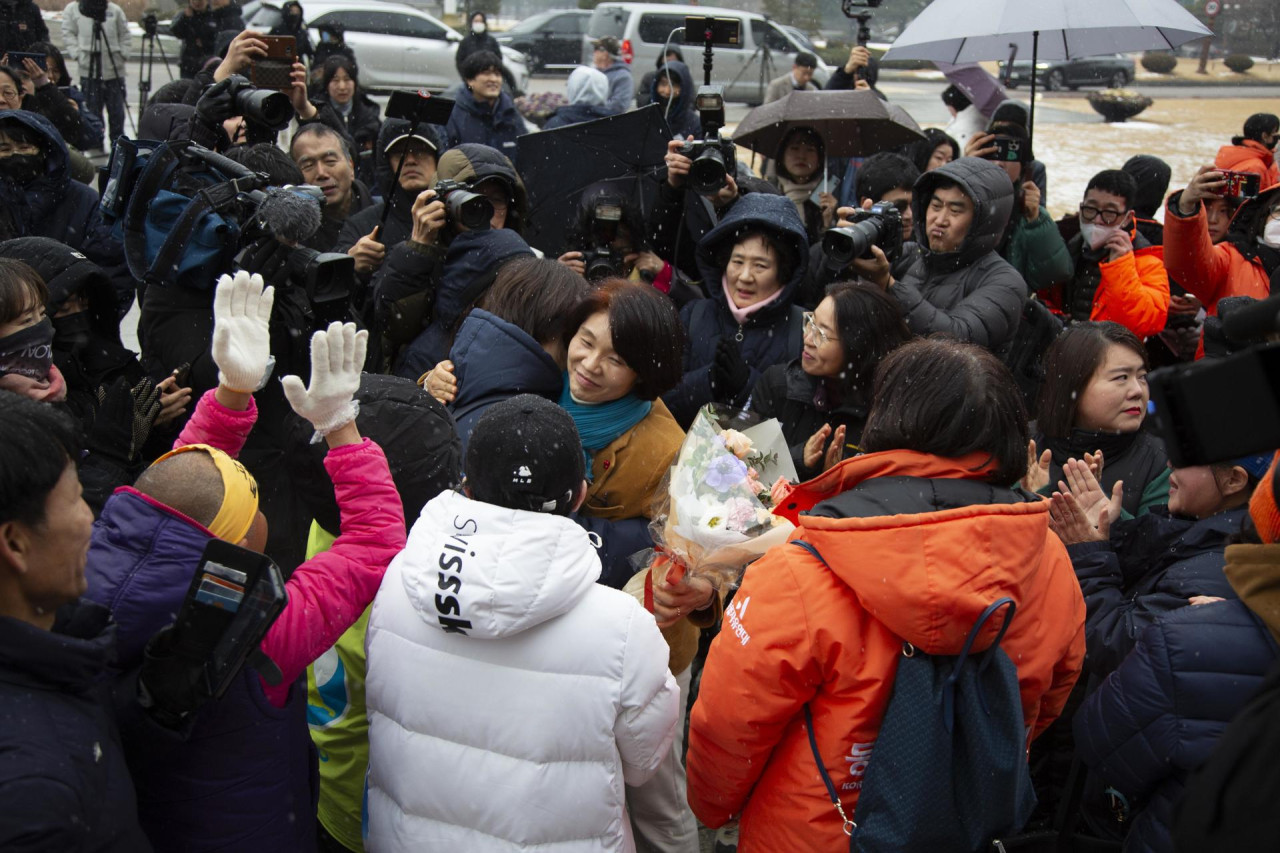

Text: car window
xmin=383 ymin=13 xmax=447 ymax=40
xmin=638 ymin=13 xmax=687 ymax=44
xmin=548 ymin=14 xmax=579 ymax=35
xmin=247 ymin=5 xmax=282 ymax=29
xmin=312 ymin=11 xmax=383 ymax=34
xmin=588 ymin=6 xmax=626 ymax=38
xmin=507 ymin=11 xmax=552 ymax=34
xmin=751 ymin=20 xmax=790 ymax=52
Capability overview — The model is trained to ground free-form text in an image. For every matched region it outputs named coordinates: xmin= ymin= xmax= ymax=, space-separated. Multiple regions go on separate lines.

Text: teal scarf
xmin=559 ymin=373 xmax=652 ymax=478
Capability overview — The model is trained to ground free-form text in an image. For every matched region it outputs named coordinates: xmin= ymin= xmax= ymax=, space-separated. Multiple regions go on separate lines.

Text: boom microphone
xmin=256 ymin=186 xmax=323 ymax=245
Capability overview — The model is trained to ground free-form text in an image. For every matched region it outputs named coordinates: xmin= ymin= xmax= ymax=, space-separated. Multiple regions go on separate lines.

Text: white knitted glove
xmin=281 ymin=322 xmax=367 ymax=436
xmin=212 ymin=270 xmax=275 ymax=392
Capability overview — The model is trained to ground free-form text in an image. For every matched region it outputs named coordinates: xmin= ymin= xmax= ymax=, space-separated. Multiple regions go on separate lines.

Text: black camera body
xmin=433 ymin=179 xmax=493 ymax=231
xmin=142 ymin=11 xmax=159 ymax=35
xmin=583 ymin=247 xmax=625 ymax=282
xmin=79 ymin=0 xmax=109 ymax=22
xmin=582 ymin=194 xmax=626 ymax=281
xmin=822 ymin=201 xmax=903 ymax=268
xmin=676 ymin=85 xmax=736 ymax=196
xmin=221 ymin=75 xmax=294 ymax=130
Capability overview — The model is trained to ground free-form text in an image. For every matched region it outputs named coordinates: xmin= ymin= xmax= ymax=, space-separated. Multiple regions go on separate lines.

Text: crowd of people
xmin=1 ymin=3 xmax=1279 ymax=851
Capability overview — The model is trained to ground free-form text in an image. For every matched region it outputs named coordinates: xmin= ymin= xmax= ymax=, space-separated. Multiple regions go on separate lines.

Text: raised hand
xmin=281 ymin=321 xmax=368 ymax=438
xmin=212 ymin=270 xmax=274 ymax=393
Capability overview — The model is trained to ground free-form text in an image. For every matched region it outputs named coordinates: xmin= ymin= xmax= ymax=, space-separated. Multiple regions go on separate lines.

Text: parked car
xmin=496 ymin=9 xmax=590 ymax=73
xmin=582 ymin=2 xmax=831 ymax=104
xmin=998 ymin=55 xmax=1136 ymax=91
xmin=242 ymin=0 xmax=530 ymax=93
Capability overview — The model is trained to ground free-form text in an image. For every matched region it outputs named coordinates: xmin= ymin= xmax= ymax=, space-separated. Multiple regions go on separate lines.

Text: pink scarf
xmin=721 ymin=274 xmax=785 ymax=325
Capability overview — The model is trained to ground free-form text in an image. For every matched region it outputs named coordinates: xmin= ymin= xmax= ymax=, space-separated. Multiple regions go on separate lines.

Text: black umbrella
xmin=516 ymin=104 xmax=672 ymax=257
xmin=732 ymin=90 xmax=925 ymax=159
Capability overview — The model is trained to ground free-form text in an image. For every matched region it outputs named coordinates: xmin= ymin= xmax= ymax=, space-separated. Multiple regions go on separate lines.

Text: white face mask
xmin=1080 ymin=219 xmax=1122 ymax=251
xmin=472 ymin=22 xmax=486 ymax=33
xmin=1261 ymin=217 xmax=1280 ymax=249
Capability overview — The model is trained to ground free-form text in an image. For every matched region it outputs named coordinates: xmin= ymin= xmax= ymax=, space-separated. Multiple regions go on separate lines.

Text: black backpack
xmin=795 ymin=540 xmax=1037 ymax=853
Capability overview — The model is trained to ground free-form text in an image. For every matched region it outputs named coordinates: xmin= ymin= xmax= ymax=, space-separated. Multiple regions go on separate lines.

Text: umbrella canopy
xmin=515 ymin=104 xmax=671 ymax=257
xmin=936 ymin=62 xmax=1008 ymax=119
xmin=731 ymin=90 xmax=925 ymax=159
xmin=883 ymin=0 xmax=1211 ymax=63
xmin=882 ymin=0 xmax=1210 ymax=136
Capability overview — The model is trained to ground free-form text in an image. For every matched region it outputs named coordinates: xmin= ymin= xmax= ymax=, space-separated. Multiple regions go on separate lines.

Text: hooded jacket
xmin=0 ymin=602 xmax=152 ymax=853
xmin=85 ymin=389 xmax=405 ymax=852
xmin=543 ymin=66 xmax=612 ymax=130
xmin=364 ymin=489 xmax=680 ymax=852
xmin=662 ymin=192 xmax=809 ymax=428
xmin=1163 ymin=184 xmax=1278 ymax=312
xmin=369 ymin=143 xmax=533 ymax=377
xmin=445 ymin=84 xmax=524 ymax=167
xmin=1074 ymin=542 xmax=1280 ymax=853
xmin=686 ymin=450 xmax=1086 ymax=852
xmin=0 ymin=111 xmax=131 ymax=311
xmin=650 ymin=60 xmax=700 ymax=140
xmin=891 ymin=157 xmax=1027 ymax=351
xmin=1214 ymin=138 xmax=1279 ymax=192
xmin=601 ymin=60 xmax=634 ymax=115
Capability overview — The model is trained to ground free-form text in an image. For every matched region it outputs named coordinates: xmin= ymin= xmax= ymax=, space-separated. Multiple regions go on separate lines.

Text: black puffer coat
xmin=891 ymin=157 xmax=1027 ymax=351
xmin=748 ymin=359 xmax=870 ymax=481
xmin=662 ymin=192 xmax=808 ymax=428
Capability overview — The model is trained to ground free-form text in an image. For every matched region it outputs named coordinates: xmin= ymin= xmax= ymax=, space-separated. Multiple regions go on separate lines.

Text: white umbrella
xmin=882 ymin=0 xmax=1211 ymax=136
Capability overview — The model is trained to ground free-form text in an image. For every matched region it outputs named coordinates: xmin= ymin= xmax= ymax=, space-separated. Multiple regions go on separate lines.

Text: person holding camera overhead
xmin=61 ymin=0 xmax=130 ymax=144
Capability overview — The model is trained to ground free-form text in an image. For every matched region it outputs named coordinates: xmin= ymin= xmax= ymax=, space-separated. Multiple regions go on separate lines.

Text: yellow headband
xmin=151 ymin=444 xmax=260 ymax=543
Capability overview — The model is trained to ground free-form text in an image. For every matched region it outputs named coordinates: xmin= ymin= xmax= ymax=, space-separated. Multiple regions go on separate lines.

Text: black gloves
xmin=239 ymin=236 xmax=294 ymax=290
xmin=194 ymin=75 xmax=243 ymax=126
xmin=137 ymin=625 xmax=215 ymax=730
xmin=709 ymin=337 xmax=751 ymax=402
xmin=88 ymin=376 xmax=162 ymax=466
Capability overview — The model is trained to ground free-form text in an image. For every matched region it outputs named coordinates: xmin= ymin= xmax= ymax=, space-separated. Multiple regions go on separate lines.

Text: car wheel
xmin=1108 ymin=70 xmax=1128 ymax=88
xmin=1045 ymin=69 xmax=1065 ymax=91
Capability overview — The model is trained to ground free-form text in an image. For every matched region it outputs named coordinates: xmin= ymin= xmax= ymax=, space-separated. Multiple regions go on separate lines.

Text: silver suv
xmin=583 ymin=2 xmax=830 ymax=104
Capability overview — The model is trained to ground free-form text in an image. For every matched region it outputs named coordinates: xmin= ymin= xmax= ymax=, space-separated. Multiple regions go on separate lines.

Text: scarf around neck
xmin=559 ymin=374 xmax=652 ymax=477
xmin=777 ymin=175 xmax=819 ymax=219
xmin=721 ymin=274 xmax=786 ymax=325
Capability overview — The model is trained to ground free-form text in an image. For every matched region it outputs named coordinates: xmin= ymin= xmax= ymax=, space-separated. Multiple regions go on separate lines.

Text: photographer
xmin=0 ymin=0 xmax=48 ymax=57
xmin=1164 ymin=167 xmax=1279 ymax=313
xmin=370 ymin=143 xmax=533 ymax=378
xmin=171 ymin=0 xmax=222 ymax=79
xmin=1 ymin=49 xmax=100 ymax=179
xmin=61 ymin=0 xmax=131 ymax=143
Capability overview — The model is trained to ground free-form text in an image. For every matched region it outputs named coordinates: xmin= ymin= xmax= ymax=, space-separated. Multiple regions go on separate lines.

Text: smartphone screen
xmin=6 ymin=52 xmax=48 ymax=71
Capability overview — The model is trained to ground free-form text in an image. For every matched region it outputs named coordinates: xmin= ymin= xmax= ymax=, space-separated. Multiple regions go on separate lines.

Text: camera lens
xmin=585 ymin=254 xmax=619 ymax=282
xmin=689 ymin=147 xmax=728 ymax=195
xmin=233 ymin=88 xmax=293 ymax=129
xmin=445 ymin=190 xmax=494 ymax=231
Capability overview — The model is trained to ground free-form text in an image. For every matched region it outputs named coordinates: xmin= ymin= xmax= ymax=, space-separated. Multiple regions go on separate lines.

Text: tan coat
xmin=583 ymin=398 xmax=684 ymax=522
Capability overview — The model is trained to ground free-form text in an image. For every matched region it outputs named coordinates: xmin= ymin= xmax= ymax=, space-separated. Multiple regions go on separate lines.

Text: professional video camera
xmin=432 ymin=179 xmax=493 ymax=231
xmin=822 ymin=201 xmax=903 ymax=268
xmin=142 ymin=11 xmax=158 ymax=35
xmin=1148 ymin=295 xmax=1280 ymax=468
xmin=581 ymin=194 xmax=626 ymax=281
xmin=78 ymin=0 xmax=108 ymax=22
xmin=676 ymin=87 xmax=736 ymax=195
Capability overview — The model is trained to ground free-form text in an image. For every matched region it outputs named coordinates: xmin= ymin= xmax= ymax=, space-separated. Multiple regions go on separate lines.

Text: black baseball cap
xmin=465 ymin=395 xmax=585 ymax=515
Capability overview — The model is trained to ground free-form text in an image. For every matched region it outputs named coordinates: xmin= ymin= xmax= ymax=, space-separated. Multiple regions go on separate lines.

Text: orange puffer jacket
xmin=1163 ymin=186 xmax=1278 ymax=313
xmin=1214 ymin=139 xmax=1279 ymax=192
xmin=686 ymin=450 xmax=1086 ymax=852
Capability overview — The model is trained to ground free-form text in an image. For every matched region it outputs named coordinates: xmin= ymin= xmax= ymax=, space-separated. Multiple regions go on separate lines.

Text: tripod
xmin=723 ymin=24 xmax=774 ymax=105
xmin=87 ymin=16 xmax=137 ymax=140
xmin=137 ymin=15 xmax=174 ymax=114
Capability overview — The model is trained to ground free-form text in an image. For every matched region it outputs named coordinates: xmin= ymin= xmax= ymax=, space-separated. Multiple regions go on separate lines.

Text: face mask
xmin=472 ymin=22 xmax=486 ymax=33
xmin=52 ymin=311 xmax=91 ymax=352
xmin=1080 ymin=219 xmax=1122 ymax=251
xmin=1261 ymin=218 xmax=1280 ymax=250
xmin=0 ymin=153 xmax=43 ymax=184
xmin=0 ymin=317 xmax=54 ymax=381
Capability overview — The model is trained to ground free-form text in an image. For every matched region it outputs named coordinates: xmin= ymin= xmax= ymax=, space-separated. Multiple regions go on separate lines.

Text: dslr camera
xmin=822 ymin=201 xmax=903 ymax=268
xmin=217 ymin=75 xmax=294 ymax=130
xmin=582 ymin=195 xmax=626 ymax=281
xmin=78 ymin=0 xmax=109 ymax=21
xmin=677 ymin=86 xmax=737 ymax=196
xmin=432 ymin=179 xmax=493 ymax=231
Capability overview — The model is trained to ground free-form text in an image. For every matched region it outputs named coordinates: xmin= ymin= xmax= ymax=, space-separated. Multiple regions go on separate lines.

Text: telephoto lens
xmin=434 ymin=180 xmax=494 ymax=231
xmin=232 ymin=87 xmax=293 ymax=130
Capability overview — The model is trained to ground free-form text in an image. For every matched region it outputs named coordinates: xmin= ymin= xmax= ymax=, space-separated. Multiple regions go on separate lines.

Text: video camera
xmin=582 ymin=194 xmax=626 ymax=281
xmin=1148 ymin=295 xmax=1280 ymax=468
xmin=78 ymin=0 xmax=108 ymax=22
xmin=677 ymin=87 xmax=736 ymax=195
xmin=432 ymin=180 xmax=493 ymax=231
xmin=142 ymin=11 xmax=159 ymax=36
xmin=822 ymin=201 xmax=903 ymax=268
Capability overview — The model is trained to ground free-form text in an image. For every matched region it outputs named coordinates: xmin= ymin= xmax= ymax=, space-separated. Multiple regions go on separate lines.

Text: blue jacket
xmin=447 ymin=308 xmax=563 ymax=453
xmin=1069 ymin=506 xmax=1247 ymax=677
xmin=650 ymin=60 xmax=700 ymax=140
xmin=662 ymin=192 xmax=809 ymax=427
xmin=394 ymin=228 xmax=533 ymax=380
xmin=85 ymin=488 xmax=318 ymax=853
xmin=542 ymin=102 xmax=612 ymax=130
xmin=601 ymin=61 xmax=634 ymax=115
xmin=1075 ymin=600 xmax=1277 ymax=853
xmin=444 ymin=87 xmax=524 ymax=167
xmin=0 ymin=602 xmax=152 ymax=852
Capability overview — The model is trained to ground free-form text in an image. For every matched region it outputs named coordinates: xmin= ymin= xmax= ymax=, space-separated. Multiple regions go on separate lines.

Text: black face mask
xmin=52 ymin=310 xmax=92 ymax=352
xmin=0 ymin=153 xmax=43 ymax=184
xmin=0 ymin=317 xmax=54 ymax=381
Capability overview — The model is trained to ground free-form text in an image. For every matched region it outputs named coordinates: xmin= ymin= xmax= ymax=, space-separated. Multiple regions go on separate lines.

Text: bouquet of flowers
xmin=627 ymin=406 xmax=796 ymax=609
xmin=514 ymin=92 xmax=568 ymax=127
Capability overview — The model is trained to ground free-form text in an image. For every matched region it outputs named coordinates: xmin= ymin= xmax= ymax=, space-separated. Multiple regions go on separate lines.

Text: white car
xmin=244 ymin=0 xmax=529 ymax=94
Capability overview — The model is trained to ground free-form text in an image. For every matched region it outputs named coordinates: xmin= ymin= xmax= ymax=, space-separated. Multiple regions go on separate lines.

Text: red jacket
xmin=686 ymin=450 xmax=1085 ymax=852
xmin=1040 ymin=222 xmax=1170 ymax=338
xmin=1162 ymin=191 xmax=1275 ymax=314
xmin=1214 ymin=139 xmax=1279 ymax=192
xmin=175 ymin=389 xmax=406 ymax=707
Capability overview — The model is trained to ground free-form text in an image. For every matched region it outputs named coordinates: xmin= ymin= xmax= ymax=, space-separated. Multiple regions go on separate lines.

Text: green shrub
xmin=1140 ymin=52 xmax=1178 ymax=74
xmin=1224 ymin=54 xmax=1255 ymax=73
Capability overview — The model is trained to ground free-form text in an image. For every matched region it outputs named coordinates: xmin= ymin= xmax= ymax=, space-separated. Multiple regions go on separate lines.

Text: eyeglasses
xmin=802 ymin=311 xmax=830 ymax=346
xmin=1079 ymin=204 xmax=1126 ymax=226
xmin=0 ymin=88 xmax=20 ymax=100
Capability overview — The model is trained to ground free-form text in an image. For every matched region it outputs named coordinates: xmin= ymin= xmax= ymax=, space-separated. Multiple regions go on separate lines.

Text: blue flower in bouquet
xmin=703 ymin=454 xmax=748 ymax=494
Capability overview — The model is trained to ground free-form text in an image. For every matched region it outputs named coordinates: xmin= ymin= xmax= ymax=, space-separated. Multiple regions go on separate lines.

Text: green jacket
xmin=1004 ymin=205 xmax=1073 ymax=294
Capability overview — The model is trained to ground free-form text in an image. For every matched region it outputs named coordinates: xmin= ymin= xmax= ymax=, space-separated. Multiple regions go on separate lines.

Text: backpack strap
xmin=942 ymin=598 xmax=1017 ymax=733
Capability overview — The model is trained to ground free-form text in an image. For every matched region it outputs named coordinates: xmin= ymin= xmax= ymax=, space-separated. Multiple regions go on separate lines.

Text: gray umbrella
xmin=882 ymin=0 xmax=1210 ymax=137
xmin=731 ymin=89 xmax=925 ymax=159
